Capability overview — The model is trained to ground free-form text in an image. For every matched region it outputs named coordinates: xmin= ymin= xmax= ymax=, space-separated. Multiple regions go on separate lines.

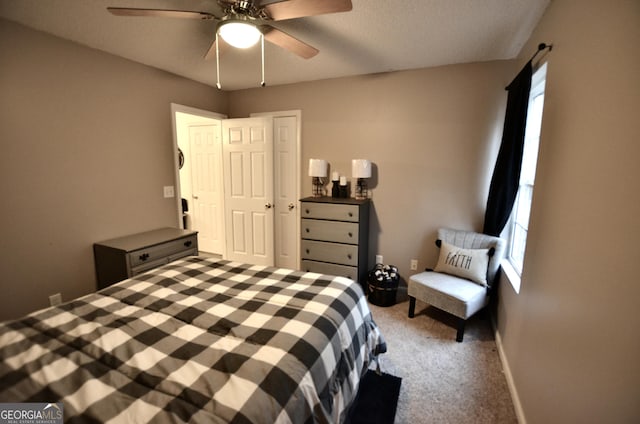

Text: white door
xmin=272 ymin=116 xmax=299 ymax=269
xmin=222 ymin=117 xmax=274 ymax=265
xmin=189 ymin=124 xmax=224 ymax=254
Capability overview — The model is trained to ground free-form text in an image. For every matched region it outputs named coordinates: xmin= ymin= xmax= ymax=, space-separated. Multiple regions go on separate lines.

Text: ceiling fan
xmin=107 ymin=0 xmax=353 ymax=60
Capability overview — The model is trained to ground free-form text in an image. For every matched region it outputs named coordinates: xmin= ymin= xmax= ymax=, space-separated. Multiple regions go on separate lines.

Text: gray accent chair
xmin=408 ymin=228 xmax=506 ymax=342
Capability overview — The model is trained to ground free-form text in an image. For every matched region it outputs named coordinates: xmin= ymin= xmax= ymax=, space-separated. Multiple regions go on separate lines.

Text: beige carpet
xmin=367 ymin=289 xmax=518 ymax=424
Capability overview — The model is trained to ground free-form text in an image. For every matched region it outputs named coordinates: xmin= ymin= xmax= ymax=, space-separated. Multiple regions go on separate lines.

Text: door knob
xmin=265 ymin=203 xmax=273 ymax=209
xmin=193 ymin=195 xmax=199 ymax=199
xmin=288 ymin=203 xmax=295 ymax=211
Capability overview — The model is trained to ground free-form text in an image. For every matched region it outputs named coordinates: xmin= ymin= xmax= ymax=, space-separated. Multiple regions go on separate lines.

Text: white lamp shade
xmin=352 ymin=159 xmax=372 ymax=178
xmin=308 ymin=159 xmax=328 ymax=177
xmin=218 ymin=21 xmax=261 ymax=49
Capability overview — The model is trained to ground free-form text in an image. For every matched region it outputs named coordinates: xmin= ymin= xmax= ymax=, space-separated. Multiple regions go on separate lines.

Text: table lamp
xmin=352 ymin=159 xmax=371 ymax=199
xmin=308 ymin=159 xmax=327 ymax=197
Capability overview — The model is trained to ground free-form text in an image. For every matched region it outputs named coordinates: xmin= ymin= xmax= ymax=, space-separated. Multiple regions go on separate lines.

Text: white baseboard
xmin=491 ymin=317 xmax=527 ymax=424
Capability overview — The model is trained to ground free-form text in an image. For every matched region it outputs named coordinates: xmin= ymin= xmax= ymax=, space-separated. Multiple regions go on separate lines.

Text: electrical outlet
xmin=410 ymin=259 xmax=418 ymax=271
xmin=49 ymin=293 xmax=62 ymax=307
xmin=163 ymin=185 xmax=175 ymax=198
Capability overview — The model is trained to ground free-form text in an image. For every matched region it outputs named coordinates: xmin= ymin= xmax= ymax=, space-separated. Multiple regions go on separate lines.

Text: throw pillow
xmin=434 ymin=240 xmax=490 ymax=286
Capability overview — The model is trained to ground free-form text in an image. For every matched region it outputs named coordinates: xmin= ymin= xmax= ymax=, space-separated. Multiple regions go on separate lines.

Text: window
xmin=508 ymin=63 xmax=547 ymax=275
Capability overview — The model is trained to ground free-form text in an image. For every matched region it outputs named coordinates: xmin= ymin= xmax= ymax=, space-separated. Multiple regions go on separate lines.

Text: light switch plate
xmin=163 ymin=186 xmax=175 ymax=198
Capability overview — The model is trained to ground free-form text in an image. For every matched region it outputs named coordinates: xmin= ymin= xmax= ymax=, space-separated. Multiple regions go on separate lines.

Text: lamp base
xmin=312 ymin=177 xmax=324 ymax=197
xmin=355 ymin=178 xmax=368 ymax=199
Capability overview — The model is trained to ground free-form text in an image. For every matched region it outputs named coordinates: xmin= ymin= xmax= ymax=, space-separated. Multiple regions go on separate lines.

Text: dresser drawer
xmin=301 ymin=240 xmax=358 ymax=266
xmin=301 ymin=219 xmax=359 ymax=244
xmin=129 ymin=235 xmax=198 ymax=267
xmin=302 ymin=260 xmax=358 ymax=281
xmin=301 ymin=202 xmax=360 ymax=222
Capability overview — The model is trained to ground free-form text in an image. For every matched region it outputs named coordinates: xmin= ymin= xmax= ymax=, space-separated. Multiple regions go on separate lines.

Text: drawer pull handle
xmin=348 ymin=232 xmax=353 ymax=238
xmin=184 ymin=241 xmax=192 ymax=247
xmin=305 ymin=209 xmax=310 ymax=214
xmin=347 ymin=254 xmax=352 ymax=260
xmin=306 ymin=249 xmax=310 ymax=254
xmin=139 ymin=253 xmax=150 ymax=261
xmin=348 ymin=212 xmax=353 ymax=217
xmin=306 ymin=228 xmax=310 ymax=233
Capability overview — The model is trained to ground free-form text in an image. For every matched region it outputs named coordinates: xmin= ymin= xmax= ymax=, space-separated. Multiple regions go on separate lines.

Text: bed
xmin=0 ymin=257 xmax=386 ymax=423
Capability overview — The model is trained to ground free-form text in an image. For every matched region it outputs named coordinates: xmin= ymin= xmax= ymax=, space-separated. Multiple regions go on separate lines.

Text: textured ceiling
xmin=0 ymin=0 xmax=550 ymax=91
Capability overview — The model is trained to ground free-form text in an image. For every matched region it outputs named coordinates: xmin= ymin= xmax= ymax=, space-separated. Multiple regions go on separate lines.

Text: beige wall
xmin=229 ymin=62 xmax=515 ymax=278
xmin=0 ymin=19 xmax=228 ymax=320
xmin=2 ymin=19 xmax=515 ymax=321
xmin=496 ymin=1 xmax=640 ymax=422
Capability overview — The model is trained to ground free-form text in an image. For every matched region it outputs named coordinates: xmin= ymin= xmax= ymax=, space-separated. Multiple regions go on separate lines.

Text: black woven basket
xmin=368 ymin=283 xmax=398 ymax=307
xmin=367 ymin=265 xmax=399 ymax=307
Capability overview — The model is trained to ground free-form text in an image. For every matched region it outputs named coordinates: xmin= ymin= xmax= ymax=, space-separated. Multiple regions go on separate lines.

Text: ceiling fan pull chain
xmin=260 ymin=33 xmax=266 ymax=87
xmin=215 ymin=32 xmax=222 ymax=90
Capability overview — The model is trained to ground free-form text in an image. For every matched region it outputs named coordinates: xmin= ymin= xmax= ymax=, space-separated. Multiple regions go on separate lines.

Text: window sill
xmin=501 ymin=259 xmax=521 ymax=294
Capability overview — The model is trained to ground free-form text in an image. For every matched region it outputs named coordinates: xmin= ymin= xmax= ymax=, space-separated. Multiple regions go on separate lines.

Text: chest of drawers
xmin=94 ymin=227 xmax=198 ymax=289
xmin=300 ymin=197 xmax=370 ymax=285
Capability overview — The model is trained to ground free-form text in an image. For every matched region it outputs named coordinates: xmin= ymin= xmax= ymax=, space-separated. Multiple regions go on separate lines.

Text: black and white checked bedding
xmin=0 ymin=257 xmax=386 ymax=423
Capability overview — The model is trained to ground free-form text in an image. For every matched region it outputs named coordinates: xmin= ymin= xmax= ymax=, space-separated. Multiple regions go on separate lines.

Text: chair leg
xmin=408 ymin=296 xmax=416 ymax=318
xmin=456 ymin=319 xmax=466 ymax=342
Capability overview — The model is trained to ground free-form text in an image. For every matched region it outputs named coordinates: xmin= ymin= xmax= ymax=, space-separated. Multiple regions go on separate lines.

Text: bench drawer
xmin=129 ymin=235 xmax=198 ymax=267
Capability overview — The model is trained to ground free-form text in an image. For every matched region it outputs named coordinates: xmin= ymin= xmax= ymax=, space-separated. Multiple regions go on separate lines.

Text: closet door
xmin=222 ymin=117 xmax=274 ymax=265
xmin=252 ymin=111 xmax=301 ymax=269
xmin=272 ymin=115 xmax=299 ymax=269
xmin=189 ymin=122 xmax=224 ymax=255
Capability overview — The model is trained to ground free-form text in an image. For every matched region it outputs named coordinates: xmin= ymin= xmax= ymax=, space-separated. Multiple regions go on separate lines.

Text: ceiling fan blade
xmin=260 ymin=25 xmax=318 ymax=59
xmin=204 ymin=37 xmax=230 ymax=60
xmin=263 ymin=0 xmax=352 ymax=21
xmin=107 ymin=7 xmax=216 ymax=20
xmin=204 ymin=38 xmax=217 ymax=60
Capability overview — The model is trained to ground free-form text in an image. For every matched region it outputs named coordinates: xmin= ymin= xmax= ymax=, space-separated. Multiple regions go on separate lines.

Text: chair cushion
xmin=408 ymin=271 xmax=488 ymax=319
xmin=434 ymin=240 xmax=490 ymax=286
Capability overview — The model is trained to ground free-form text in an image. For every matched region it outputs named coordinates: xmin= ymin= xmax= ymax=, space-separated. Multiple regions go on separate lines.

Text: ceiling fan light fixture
xmin=218 ymin=20 xmax=261 ymax=49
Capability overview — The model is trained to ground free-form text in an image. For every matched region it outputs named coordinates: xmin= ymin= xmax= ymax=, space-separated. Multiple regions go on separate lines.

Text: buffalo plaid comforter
xmin=0 ymin=257 xmax=386 ymax=423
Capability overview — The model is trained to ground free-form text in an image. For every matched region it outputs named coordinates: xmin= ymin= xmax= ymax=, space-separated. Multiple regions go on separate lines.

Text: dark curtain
xmin=483 ymin=61 xmax=533 ymax=237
